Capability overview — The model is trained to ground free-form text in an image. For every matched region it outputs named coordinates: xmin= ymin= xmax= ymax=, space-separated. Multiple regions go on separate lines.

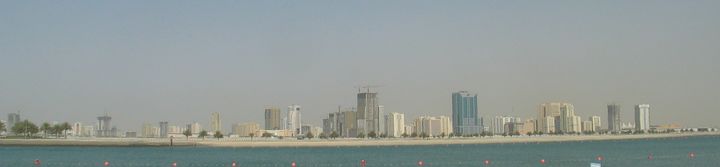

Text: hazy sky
xmin=1 ymin=1 xmax=719 ymax=131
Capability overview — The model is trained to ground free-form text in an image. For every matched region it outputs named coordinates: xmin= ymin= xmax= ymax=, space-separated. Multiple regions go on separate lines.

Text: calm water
xmin=1 ymin=135 xmax=718 ymax=167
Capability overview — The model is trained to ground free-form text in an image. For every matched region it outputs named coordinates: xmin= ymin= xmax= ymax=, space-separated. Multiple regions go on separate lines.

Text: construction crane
xmin=355 ymin=85 xmax=384 ymax=93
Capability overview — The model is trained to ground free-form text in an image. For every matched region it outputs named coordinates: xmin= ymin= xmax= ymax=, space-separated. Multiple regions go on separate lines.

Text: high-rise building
xmin=607 ymin=104 xmax=622 ymax=132
xmin=635 ymin=104 xmax=650 ymax=131
xmin=72 ymin=122 xmax=82 ymax=136
xmin=590 ymin=116 xmax=601 ymax=132
xmin=385 ymin=112 xmax=405 ymax=137
xmin=7 ymin=112 xmax=20 ymax=133
xmin=452 ymin=91 xmax=482 ymax=135
xmin=265 ymin=107 xmax=282 ymax=130
xmin=287 ymin=105 xmax=302 ymax=135
xmin=232 ymin=122 xmax=260 ymax=137
xmin=414 ymin=116 xmax=452 ymax=137
xmin=582 ymin=121 xmax=594 ymax=132
xmin=210 ymin=112 xmax=221 ymax=132
xmin=97 ymin=113 xmax=113 ymax=137
xmin=142 ymin=123 xmax=155 ymax=138
xmin=558 ymin=104 xmax=576 ymax=133
xmin=189 ymin=122 xmax=202 ymax=134
xmin=159 ymin=121 xmax=169 ymax=138
xmin=357 ymin=89 xmax=380 ymax=134
xmin=323 ymin=106 xmax=358 ymax=137
xmin=491 ymin=116 xmax=521 ymax=134
xmin=377 ymin=105 xmax=385 ymax=135
xmin=537 ymin=103 xmax=560 ymax=133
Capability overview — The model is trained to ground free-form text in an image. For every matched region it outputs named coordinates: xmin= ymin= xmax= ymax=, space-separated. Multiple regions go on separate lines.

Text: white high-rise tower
xmin=635 ymin=104 xmax=650 ymax=131
xmin=287 ymin=104 xmax=302 ymax=135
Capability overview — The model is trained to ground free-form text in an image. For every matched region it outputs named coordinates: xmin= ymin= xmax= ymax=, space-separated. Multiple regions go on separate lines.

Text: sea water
xmin=0 ymin=135 xmax=718 ymax=167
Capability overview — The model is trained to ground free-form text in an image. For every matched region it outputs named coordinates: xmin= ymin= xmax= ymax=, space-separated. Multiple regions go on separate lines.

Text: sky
xmin=1 ymin=1 xmax=719 ymax=131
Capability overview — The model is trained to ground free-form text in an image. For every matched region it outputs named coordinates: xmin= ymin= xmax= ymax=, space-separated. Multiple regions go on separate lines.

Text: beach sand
xmin=1 ymin=132 xmax=717 ymax=148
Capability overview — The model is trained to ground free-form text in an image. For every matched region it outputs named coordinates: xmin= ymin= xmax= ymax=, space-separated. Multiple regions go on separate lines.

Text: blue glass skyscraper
xmin=452 ymin=91 xmax=481 ymax=135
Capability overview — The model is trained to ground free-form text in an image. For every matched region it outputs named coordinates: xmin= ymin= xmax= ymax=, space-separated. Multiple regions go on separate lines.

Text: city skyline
xmin=2 ymin=1 xmax=719 ymax=130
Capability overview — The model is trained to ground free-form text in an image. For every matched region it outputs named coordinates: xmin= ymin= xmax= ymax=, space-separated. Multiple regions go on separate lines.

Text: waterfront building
xmin=322 ymin=106 xmax=358 ymax=137
xmin=189 ymin=122 xmax=202 ymax=134
xmin=97 ymin=113 xmax=113 ymax=137
xmin=378 ymin=105 xmax=385 ymax=135
xmin=287 ymin=105 xmax=302 ymax=135
xmin=635 ymin=104 xmax=650 ymax=131
xmin=357 ymin=88 xmax=380 ymax=134
xmin=7 ymin=112 xmax=20 ymax=132
xmin=159 ymin=121 xmax=169 ymax=138
xmin=265 ymin=107 xmax=282 ymax=130
xmin=385 ymin=112 xmax=405 ymax=137
xmin=591 ymin=116 xmax=601 ymax=132
xmin=491 ymin=116 xmax=521 ymax=134
xmin=72 ymin=122 xmax=82 ymax=136
xmin=608 ymin=104 xmax=622 ymax=132
xmin=521 ymin=119 xmax=536 ymax=135
xmin=142 ymin=123 xmax=155 ymax=138
xmin=538 ymin=102 xmax=574 ymax=133
xmin=582 ymin=121 xmax=594 ymax=132
xmin=451 ymin=91 xmax=482 ymax=135
xmin=232 ymin=122 xmax=260 ymax=137
xmin=210 ymin=112 xmax=221 ymax=132
xmin=414 ymin=116 xmax=452 ymax=137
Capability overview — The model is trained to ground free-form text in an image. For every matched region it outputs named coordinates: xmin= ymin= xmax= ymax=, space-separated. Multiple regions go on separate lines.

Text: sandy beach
xmin=1 ymin=132 xmax=717 ymax=148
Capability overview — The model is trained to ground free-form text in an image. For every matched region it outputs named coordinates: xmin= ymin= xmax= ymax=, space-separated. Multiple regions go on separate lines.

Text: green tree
xmin=52 ymin=124 xmax=62 ymax=138
xmin=440 ymin=132 xmax=446 ymax=138
xmin=367 ymin=131 xmax=377 ymax=138
xmin=319 ymin=132 xmax=328 ymax=139
xmin=401 ymin=132 xmax=409 ymax=138
xmin=329 ymin=131 xmax=339 ymax=139
xmin=262 ymin=132 xmax=273 ymax=138
xmin=183 ymin=129 xmax=192 ymax=140
xmin=420 ymin=132 xmax=429 ymax=139
xmin=199 ymin=130 xmax=208 ymax=140
xmin=12 ymin=120 xmax=39 ymax=138
xmin=448 ymin=133 xmax=454 ymax=138
xmin=0 ymin=121 xmax=5 ymax=133
xmin=356 ymin=132 xmax=365 ymax=138
xmin=306 ymin=132 xmax=314 ymax=140
xmin=40 ymin=122 xmax=51 ymax=138
xmin=410 ymin=132 xmax=418 ymax=138
xmin=249 ymin=133 xmax=255 ymax=141
xmin=61 ymin=122 xmax=72 ymax=139
xmin=213 ymin=131 xmax=223 ymax=140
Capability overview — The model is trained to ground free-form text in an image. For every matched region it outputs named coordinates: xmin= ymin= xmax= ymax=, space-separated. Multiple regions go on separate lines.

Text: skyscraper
xmin=210 ymin=112 xmax=221 ymax=132
xmin=357 ymin=88 xmax=379 ymax=134
xmin=414 ymin=115 xmax=452 ymax=137
xmin=377 ymin=105 xmax=385 ymax=135
xmin=159 ymin=121 xmax=168 ymax=138
xmin=97 ymin=113 xmax=112 ymax=137
xmin=635 ymin=104 xmax=650 ymax=131
xmin=7 ymin=112 xmax=20 ymax=132
xmin=264 ymin=107 xmax=282 ymax=130
xmin=452 ymin=91 xmax=481 ymax=135
xmin=491 ymin=116 xmax=521 ymax=134
xmin=385 ymin=112 xmax=405 ymax=137
xmin=608 ymin=104 xmax=622 ymax=132
xmin=538 ymin=102 xmax=575 ymax=133
xmin=287 ymin=104 xmax=302 ymax=135
xmin=590 ymin=116 xmax=601 ymax=132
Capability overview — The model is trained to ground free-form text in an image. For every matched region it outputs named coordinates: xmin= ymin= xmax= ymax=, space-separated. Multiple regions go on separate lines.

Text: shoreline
xmin=1 ymin=132 xmax=717 ymax=148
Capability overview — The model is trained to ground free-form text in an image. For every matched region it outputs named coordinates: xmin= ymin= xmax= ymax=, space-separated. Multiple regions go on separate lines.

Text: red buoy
xmin=417 ymin=160 xmax=424 ymax=166
xmin=647 ymin=153 xmax=654 ymax=160
xmin=33 ymin=159 xmax=41 ymax=166
xmin=689 ymin=152 xmax=696 ymax=159
xmin=104 ymin=161 xmax=110 ymax=166
xmin=539 ymin=159 xmax=546 ymax=164
xmin=483 ymin=160 xmax=491 ymax=165
xmin=231 ymin=160 xmax=237 ymax=167
xmin=596 ymin=155 xmax=604 ymax=161
xmin=171 ymin=161 xmax=177 ymax=167
xmin=291 ymin=161 xmax=296 ymax=167
xmin=360 ymin=159 xmax=366 ymax=167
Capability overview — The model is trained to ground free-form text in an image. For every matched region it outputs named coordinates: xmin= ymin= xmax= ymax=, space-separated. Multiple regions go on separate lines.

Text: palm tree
xmin=329 ymin=131 xmax=339 ymax=139
xmin=213 ymin=131 xmax=223 ymax=140
xmin=248 ymin=133 xmax=255 ymax=141
xmin=40 ymin=123 xmax=51 ymax=138
xmin=356 ymin=132 xmax=365 ymax=139
xmin=306 ymin=132 xmax=314 ymax=140
xmin=401 ymin=132 xmax=408 ymax=138
xmin=367 ymin=131 xmax=377 ymax=139
xmin=61 ymin=122 xmax=72 ymax=139
xmin=0 ymin=121 xmax=5 ymax=133
xmin=52 ymin=124 xmax=62 ymax=138
xmin=199 ymin=130 xmax=208 ymax=140
xmin=261 ymin=132 xmax=273 ymax=138
xmin=183 ymin=129 xmax=192 ymax=140
xmin=13 ymin=120 xmax=39 ymax=138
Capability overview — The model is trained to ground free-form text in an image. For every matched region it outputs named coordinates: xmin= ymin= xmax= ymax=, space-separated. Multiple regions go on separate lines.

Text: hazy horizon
xmin=2 ymin=1 xmax=719 ymax=131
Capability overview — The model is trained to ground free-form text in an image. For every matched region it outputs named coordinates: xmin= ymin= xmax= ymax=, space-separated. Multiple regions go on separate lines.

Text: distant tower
xmin=607 ymin=104 xmax=622 ymax=132
xmin=159 ymin=121 xmax=169 ymax=138
xmin=210 ymin=112 xmax=221 ymax=132
xmin=635 ymin=104 xmax=650 ymax=131
xmin=452 ymin=91 xmax=481 ymax=135
xmin=7 ymin=112 xmax=20 ymax=133
xmin=357 ymin=87 xmax=380 ymax=134
xmin=97 ymin=113 xmax=112 ymax=137
xmin=287 ymin=105 xmax=302 ymax=135
xmin=264 ymin=107 xmax=282 ymax=130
